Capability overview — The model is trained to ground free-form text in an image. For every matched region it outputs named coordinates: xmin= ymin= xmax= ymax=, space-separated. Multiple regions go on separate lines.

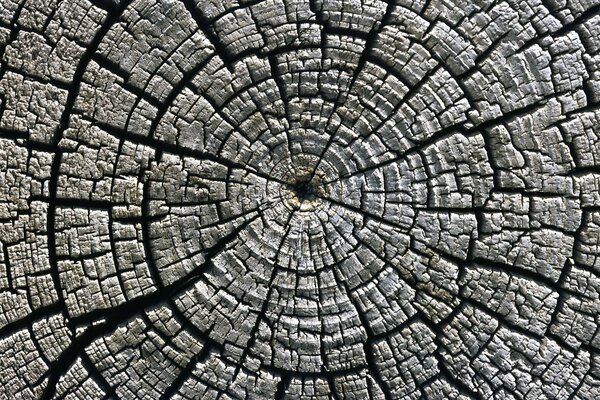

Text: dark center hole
xmin=291 ymin=179 xmax=315 ymax=201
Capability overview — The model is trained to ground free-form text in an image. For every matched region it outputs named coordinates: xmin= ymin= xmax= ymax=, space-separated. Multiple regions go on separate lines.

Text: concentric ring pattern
xmin=0 ymin=0 xmax=600 ymax=399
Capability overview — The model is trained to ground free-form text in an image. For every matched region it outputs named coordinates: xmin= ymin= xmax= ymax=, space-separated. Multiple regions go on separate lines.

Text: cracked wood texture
xmin=0 ymin=0 xmax=600 ymax=399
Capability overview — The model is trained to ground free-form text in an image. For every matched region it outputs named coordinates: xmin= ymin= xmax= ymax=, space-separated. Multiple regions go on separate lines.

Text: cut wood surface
xmin=0 ymin=0 xmax=599 ymax=398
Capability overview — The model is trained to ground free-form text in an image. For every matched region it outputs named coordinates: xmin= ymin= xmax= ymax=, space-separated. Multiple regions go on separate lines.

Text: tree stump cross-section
xmin=0 ymin=0 xmax=600 ymax=399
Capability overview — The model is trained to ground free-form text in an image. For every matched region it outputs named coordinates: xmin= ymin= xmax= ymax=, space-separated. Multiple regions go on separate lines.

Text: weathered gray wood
xmin=0 ymin=0 xmax=599 ymax=398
